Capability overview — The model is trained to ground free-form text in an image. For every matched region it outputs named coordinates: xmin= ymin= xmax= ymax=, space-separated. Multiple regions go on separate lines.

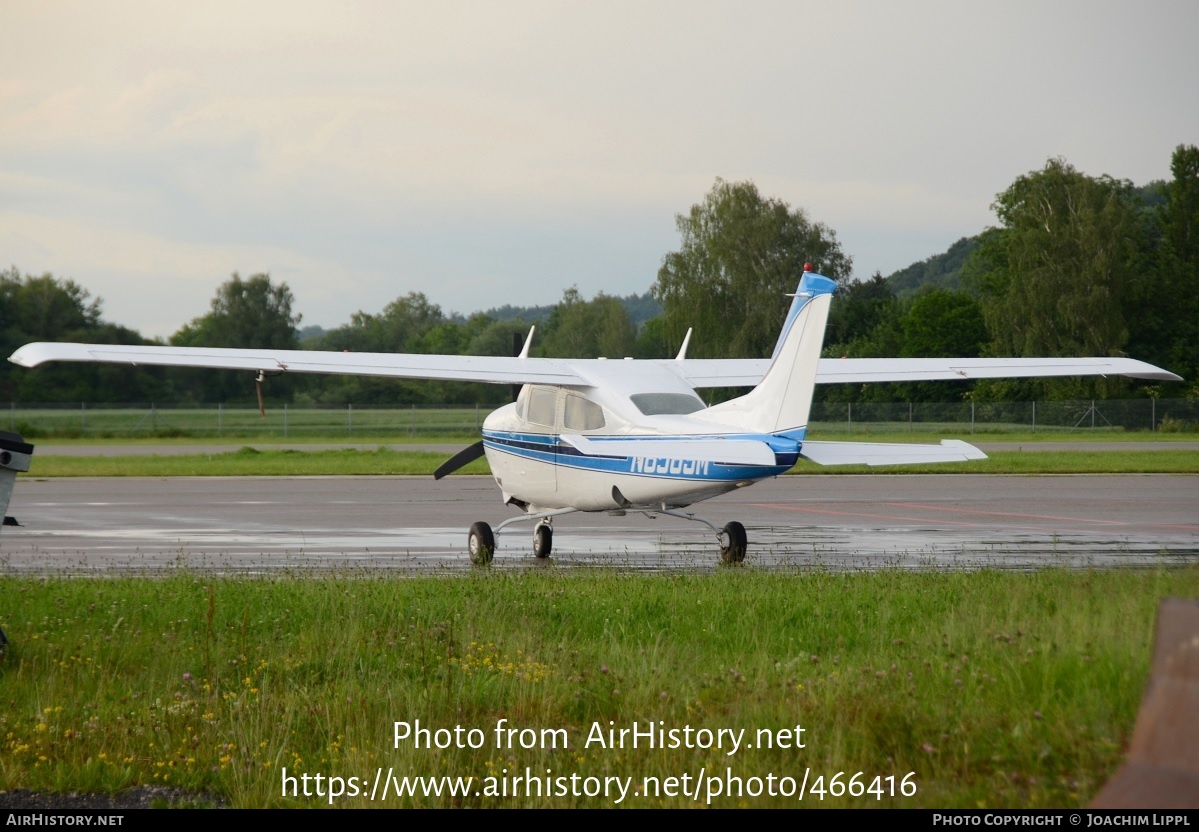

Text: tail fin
xmin=697 ymin=268 xmax=836 ymax=436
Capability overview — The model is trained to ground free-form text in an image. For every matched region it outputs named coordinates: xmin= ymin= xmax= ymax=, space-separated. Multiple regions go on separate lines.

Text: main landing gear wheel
xmin=468 ymin=521 xmax=495 ymax=565
xmin=719 ymin=521 xmax=747 ymax=564
xmin=533 ymin=523 xmax=553 ymax=558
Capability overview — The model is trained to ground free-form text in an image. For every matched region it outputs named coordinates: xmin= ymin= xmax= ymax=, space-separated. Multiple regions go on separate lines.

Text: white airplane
xmin=9 ymin=265 xmax=1181 ymax=564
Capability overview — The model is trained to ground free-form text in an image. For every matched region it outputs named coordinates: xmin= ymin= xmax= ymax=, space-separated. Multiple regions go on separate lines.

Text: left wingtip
xmin=8 ymin=344 xmax=40 ymax=368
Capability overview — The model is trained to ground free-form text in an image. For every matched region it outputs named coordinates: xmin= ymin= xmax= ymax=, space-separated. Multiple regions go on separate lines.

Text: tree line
xmin=3 ymin=145 xmax=1196 ymax=406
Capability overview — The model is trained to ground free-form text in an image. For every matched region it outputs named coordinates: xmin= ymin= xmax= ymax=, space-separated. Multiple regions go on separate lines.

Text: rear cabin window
xmin=630 ymin=393 xmax=705 ymax=416
xmin=526 ymin=387 xmax=558 ymax=427
xmin=563 ymin=394 xmax=605 ymax=431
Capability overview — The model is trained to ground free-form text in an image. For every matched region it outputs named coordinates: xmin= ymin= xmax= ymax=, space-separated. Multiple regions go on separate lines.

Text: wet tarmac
xmin=2 ymin=474 xmax=1197 ymax=574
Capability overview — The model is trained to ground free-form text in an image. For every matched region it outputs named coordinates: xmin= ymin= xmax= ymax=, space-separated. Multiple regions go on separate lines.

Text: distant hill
xmin=472 ymin=291 xmax=662 ymax=328
xmin=473 ymin=303 xmax=556 ymax=324
xmin=884 ymin=236 xmax=980 ymax=297
xmin=298 ymin=324 xmax=326 ymax=343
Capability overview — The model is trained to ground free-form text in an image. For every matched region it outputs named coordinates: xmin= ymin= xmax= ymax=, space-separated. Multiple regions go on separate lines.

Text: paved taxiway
xmin=3 ymin=475 xmax=1196 ymax=573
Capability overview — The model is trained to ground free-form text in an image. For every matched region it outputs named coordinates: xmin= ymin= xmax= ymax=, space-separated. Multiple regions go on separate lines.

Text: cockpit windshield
xmin=629 ymin=392 xmax=705 ymax=416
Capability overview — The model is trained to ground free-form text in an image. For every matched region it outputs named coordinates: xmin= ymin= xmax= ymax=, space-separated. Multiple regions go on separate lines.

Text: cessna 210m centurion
xmin=9 ymin=265 xmax=1182 ymax=564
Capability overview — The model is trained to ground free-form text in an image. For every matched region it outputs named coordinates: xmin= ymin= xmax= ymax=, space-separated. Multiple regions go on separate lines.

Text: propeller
xmin=433 ymin=440 xmax=485 ymax=480
xmin=434 ymin=325 xmax=533 ymax=480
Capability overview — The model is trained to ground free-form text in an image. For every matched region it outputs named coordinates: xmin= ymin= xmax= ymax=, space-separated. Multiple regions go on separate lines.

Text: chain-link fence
xmin=4 ymin=399 xmax=1198 ymax=439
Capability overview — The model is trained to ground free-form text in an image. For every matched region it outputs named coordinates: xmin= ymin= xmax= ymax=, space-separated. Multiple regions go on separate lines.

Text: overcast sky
xmin=2 ymin=1 xmax=1196 ymax=338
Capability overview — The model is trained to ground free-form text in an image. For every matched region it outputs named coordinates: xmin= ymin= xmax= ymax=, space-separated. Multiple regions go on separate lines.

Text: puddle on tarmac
xmin=3 ymin=522 xmax=1197 ymax=575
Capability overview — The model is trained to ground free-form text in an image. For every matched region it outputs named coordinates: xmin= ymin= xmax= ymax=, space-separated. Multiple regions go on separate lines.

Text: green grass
xmin=1 ymin=568 xmax=1193 ymax=807
xmin=23 ymin=447 xmax=489 ymax=477
xmin=20 ymin=447 xmax=1199 ymax=477
xmin=9 ymin=406 xmax=492 ymax=441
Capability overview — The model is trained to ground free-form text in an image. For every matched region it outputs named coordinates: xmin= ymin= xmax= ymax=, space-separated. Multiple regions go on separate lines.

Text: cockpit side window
xmin=526 ymin=387 xmax=557 ymax=427
xmin=629 ymin=392 xmax=705 ymax=416
xmin=563 ymin=394 xmax=605 ymax=431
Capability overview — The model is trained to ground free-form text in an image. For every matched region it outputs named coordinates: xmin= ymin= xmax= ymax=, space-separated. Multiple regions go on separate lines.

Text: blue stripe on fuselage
xmin=482 ymin=430 xmax=797 ymax=482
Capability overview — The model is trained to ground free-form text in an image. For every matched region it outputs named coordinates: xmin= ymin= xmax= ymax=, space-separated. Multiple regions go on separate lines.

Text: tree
xmin=537 ymin=288 xmax=637 ymax=359
xmin=171 ymin=273 xmax=301 ymax=402
xmin=900 ymin=289 xmax=986 ymax=359
xmin=969 ymin=159 xmax=1139 ymax=364
xmin=0 ymin=267 xmax=170 ymax=404
xmin=823 ymin=272 xmax=898 ymax=352
xmin=1153 ymin=145 xmax=1199 ymax=384
xmin=172 ymin=272 xmax=300 ymax=351
xmin=653 ymin=178 xmax=853 ymax=359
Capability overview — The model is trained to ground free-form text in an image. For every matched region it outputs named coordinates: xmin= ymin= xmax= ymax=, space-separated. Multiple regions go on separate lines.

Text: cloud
xmin=0 ymin=211 xmax=379 ymax=338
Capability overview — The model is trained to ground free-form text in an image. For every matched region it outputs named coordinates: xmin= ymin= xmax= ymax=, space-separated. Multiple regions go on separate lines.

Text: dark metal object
xmin=433 ymin=440 xmax=485 ymax=480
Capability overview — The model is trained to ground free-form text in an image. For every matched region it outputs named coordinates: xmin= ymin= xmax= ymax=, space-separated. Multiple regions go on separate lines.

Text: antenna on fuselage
xmin=674 ymin=328 xmax=692 ymax=361
xmin=518 ymin=326 xmax=535 ymax=359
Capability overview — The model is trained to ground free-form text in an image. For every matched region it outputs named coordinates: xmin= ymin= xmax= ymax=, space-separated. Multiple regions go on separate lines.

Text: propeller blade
xmin=433 ymin=440 xmax=485 ymax=480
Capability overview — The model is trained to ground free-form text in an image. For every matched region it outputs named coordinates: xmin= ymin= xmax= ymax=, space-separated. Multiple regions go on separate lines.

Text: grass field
xmin=1 ymin=567 xmax=1193 ymax=808
xmin=6 ymin=417 xmax=1197 ymax=809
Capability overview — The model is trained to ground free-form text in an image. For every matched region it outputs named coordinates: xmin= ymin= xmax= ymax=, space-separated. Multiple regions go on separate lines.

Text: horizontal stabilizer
xmin=561 ymin=434 xmax=778 ymax=467
xmin=800 ymin=439 xmax=986 ymax=467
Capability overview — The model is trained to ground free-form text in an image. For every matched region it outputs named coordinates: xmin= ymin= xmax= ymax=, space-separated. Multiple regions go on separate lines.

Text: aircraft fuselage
xmin=481 ymin=359 xmax=801 ymax=513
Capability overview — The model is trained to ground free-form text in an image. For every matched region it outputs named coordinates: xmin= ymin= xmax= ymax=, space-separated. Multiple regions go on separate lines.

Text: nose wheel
xmin=533 ymin=521 xmax=553 ymax=558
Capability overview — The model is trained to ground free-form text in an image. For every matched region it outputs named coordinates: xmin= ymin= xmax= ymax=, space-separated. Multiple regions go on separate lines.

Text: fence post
xmin=348 ymin=403 xmax=353 ymax=436
xmin=971 ymin=401 xmax=975 ymax=434
xmin=152 ymin=403 xmax=156 ymax=432
xmin=1091 ymin=400 xmax=1096 ymax=430
xmin=218 ymin=402 xmax=222 ymax=437
xmin=411 ymin=404 xmax=415 ymax=437
xmin=847 ymin=402 xmax=852 ymax=434
xmin=284 ymin=403 xmax=288 ymax=439
xmin=1151 ymin=397 xmax=1155 ymax=432
xmin=1032 ymin=400 xmax=1036 ymax=433
xmin=81 ymin=401 xmax=86 ymax=434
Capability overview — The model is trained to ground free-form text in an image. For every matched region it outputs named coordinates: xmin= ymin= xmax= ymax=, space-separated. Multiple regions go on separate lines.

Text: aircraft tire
xmin=719 ymin=521 xmax=747 ymax=564
xmin=533 ymin=523 xmax=553 ymax=558
xmin=468 ymin=522 xmax=495 ymax=565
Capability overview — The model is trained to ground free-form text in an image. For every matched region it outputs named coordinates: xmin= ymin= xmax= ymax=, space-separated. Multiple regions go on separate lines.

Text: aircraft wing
xmin=8 ymin=343 xmax=586 ymax=386
xmin=9 ymin=344 xmax=1182 ymax=387
xmin=799 ymin=439 xmax=986 ymax=466
xmin=667 ymin=356 xmax=1182 ymax=387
